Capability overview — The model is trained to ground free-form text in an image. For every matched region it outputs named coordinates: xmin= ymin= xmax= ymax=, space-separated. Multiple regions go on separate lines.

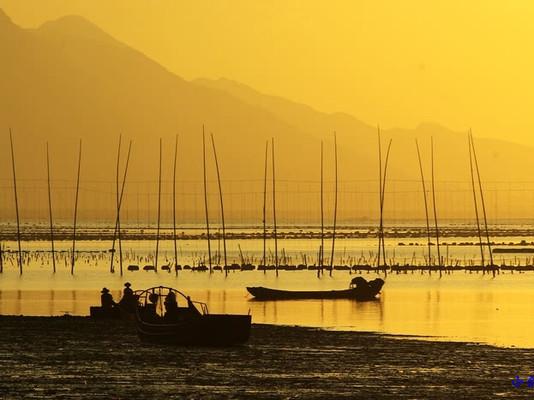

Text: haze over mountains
xmin=0 ymin=9 xmax=532 ymax=223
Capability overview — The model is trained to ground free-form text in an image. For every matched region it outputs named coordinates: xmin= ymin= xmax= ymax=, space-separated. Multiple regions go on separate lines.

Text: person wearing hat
xmin=100 ymin=287 xmax=115 ymax=310
xmin=118 ymin=282 xmax=136 ymax=312
xmin=123 ymin=282 xmax=133 ymax=297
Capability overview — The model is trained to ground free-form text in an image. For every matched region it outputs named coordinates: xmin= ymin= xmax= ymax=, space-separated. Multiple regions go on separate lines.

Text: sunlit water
xmin=2 ymin=236 xmax=534 ymax=348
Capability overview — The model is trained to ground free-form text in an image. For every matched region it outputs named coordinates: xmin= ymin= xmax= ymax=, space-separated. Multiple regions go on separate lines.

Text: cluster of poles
xmin=407 ymin=129 xmax=494 ymax=277
xmin=2 ymin=126 xmax=495 ymax=277
xmin=4 ymin=130 xmax=82 ymax=275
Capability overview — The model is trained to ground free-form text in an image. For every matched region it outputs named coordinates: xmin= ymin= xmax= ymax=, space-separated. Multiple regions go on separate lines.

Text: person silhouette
xmin=164 ymin=292 xmax=179 ymax=319
xmin=100 ymin=288 xmax=115 ymax=310
xmin=143 ymin=292 xmax=159 ymax=321
xmin=123 ymin=282 xmax=133 ymax=297
xmin=119 ymin=282 xmax=136 ymax=312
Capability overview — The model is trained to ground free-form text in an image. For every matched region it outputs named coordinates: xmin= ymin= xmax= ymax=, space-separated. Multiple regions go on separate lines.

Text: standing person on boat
xmin=118 ymin=282 xmax=136 ymax=312
xmin=123 ymin=282 xmax=133 ymax=297
xmin=100 ymin=288 xmax=115 ymax=310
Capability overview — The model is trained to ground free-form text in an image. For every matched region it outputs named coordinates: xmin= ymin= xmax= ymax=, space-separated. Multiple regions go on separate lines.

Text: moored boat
xmin=247 ymin=277 xmax=384 ymax=301
xmin=135 ymin=286 xmax=251 ymax=346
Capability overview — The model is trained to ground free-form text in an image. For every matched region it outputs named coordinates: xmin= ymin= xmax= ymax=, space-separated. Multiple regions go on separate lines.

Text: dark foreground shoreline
xmin=0 ymin=316 xmax=531 ymax=399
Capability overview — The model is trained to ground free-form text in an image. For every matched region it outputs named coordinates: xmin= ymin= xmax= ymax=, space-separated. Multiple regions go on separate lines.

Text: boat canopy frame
xmin=136 ymin=286 xmax=209 ymax=315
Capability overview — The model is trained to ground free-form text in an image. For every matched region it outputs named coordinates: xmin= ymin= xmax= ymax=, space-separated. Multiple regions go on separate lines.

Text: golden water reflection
xmin=2 ymin=273 xmax=534 ymax=348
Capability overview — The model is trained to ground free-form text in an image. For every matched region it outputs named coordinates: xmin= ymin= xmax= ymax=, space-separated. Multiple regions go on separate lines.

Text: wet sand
xmin=0 ymin=316 xmax=530 ymax=399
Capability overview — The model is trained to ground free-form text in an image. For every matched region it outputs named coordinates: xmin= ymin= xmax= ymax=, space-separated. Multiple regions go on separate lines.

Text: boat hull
xmin=136 ymin=314 xmax=252 ymax=346
xmin=246 ymin=284 xmax=382 ymax=301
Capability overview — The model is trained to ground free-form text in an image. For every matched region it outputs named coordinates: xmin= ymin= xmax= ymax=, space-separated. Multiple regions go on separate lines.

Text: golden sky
xmin=2 ymin=0 xmax=534 ymax=145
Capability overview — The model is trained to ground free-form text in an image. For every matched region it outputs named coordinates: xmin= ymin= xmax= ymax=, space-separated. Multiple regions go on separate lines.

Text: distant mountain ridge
xmin=0 ymin=8 xmax=532 ymax=222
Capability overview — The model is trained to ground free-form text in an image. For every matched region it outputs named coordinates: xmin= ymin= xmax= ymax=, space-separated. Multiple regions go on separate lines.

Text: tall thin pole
xmin=46 ymin=142 xmax=56 ymax=273
xmin=262 ymin=140 xmax=269 ymax=271
xmin=320 ymin=140 xmax=324 ymax=275
xmin=377 ymin=127 xmax=383 ymax=269
xmin=173 ymin=134 xmax=179 ymax=271
xmin=202 ymin=127 xmax=212 ymax=273
xmin=470 ymin=131 xmax=494 ymax=270
xmin=110 ymin=135 xmax=121 ymax=274
xmin=415 ymin=139 xmax=432 ymax=268
xmin=468 ymin=133 xmax=485 ymax=268
xmin=154 ymin=138 xmax=162 ymax=273
xmin=9 ymin=130 xmax=23 ymax=275
xmin=118 ymin=141 xmax=132 ymax=276
xmin=272 ymin=137 xmax=278 ymax=275
xmin=210 ymin=133 xmax=227 ymax=275
xmin=380 ymin=139 xmax=393 ymax=269
xmin=110 ymin=140 xmax=132 ymax=275
xmin=430 ymin=137 xmax=442 ymax=276
xmin=329 ymin=133 xmax=338 ymax=275
xmin=71 ymin=139 xmax=82 ymax=275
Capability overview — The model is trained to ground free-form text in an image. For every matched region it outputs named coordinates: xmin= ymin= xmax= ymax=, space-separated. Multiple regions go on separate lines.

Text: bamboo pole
xmin=9 ymin=130 xmax=22 ymax=274
xmin=377 ymin=127 xmax=383 ymax=269
xmin=118 ymin=141 xmax=132 ymax=276
xmin=238 ymin=243 xmax=245 ymax=266
xmin=430 ymin=137 xmax=442 ymax=277
xmin=470 ymin=131 xmax=494 ymax=271
xmin=262 ymin=140 xmax=269 ymax=272
xmin=415 ymin=139 xmax=432 ymax=270
xmin=109 ymin=138 xmax=132 ymax=275
xmin=202 ymin=127 xmax=212 ymax=273
xmin=116 ymin=135 xmax=122 ymax=274
xmin=71 ymin=139 xmax=82 ymax=275
xmin=173 ymin=134 xmax=179 ymax=272
xmin=380 ymin=139 xmax=393 ymax=271
xmin=320 ymin=140 xmax=324 ymax=275
xmin=110 ymin=135 xmax=121 ymax=274
xmin=46 ymin=142 xmax=56 ymax=273
xmin=468 ymin=133 xmax=485 ymax=269
xmin=329 ymin=132 xmax=338 ymax=276
xmin=154 ymin=138 xmax=162 ymax=273
xmin=210 ymin=133 xmax=227 ymax=275
xmin=272 ymin=137 xmax=278 ymax=275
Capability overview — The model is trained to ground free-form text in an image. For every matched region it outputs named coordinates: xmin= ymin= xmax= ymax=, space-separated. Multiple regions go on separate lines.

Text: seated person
xmin=100 ymin=288 xmax=115 ymax=310
xmin=142 ymin=292 xmax=159 ymax=321
xmin=350 ymin=276 xmax=368 ymax=289
xmin=164 ymin=292 xmax=179 ymax=319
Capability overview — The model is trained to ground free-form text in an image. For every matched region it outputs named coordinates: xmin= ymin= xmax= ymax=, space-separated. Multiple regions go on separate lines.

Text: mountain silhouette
xmin=0 ymin=9 xmax=532 ymax=222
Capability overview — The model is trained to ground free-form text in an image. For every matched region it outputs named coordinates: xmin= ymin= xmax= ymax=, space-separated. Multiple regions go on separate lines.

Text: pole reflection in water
xmin=48 ymin=289 xmax=54 ymax=316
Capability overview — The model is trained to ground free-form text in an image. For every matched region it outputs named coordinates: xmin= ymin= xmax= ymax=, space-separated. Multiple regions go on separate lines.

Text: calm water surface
xmin=1 ymin=237 xmax=534 ymax=348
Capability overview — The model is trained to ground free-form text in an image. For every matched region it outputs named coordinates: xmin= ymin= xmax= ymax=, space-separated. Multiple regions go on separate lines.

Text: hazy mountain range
xmin=0 ymin=8 xmax=532 ymax=222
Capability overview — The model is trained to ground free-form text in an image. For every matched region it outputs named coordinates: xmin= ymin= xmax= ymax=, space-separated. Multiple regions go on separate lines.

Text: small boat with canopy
xmin=135 ymin=286 xmax=251 ymax=345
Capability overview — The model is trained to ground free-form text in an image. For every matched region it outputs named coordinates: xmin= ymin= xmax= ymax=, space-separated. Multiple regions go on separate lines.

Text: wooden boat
xmin=247 ymin=277 xmax=384 ymax=301
xmin=135 ymin=286 xmax=251 ymax=346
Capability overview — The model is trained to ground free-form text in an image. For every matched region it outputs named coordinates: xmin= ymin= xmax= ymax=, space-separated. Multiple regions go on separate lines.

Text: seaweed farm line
xmin=2 ymin=230 xmax=534 ymax=273
xmin=4 ymin=246 xmax=534 ymax=273
xmin=4 ymin=223 xmax=534 ymax=241
xmin=2 ymin=224 xmax=534 ymax=273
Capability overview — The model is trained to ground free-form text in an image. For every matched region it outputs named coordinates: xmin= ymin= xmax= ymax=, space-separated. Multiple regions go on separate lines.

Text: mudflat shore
xmin=0 ymin=316 xmax=530 ymax=399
